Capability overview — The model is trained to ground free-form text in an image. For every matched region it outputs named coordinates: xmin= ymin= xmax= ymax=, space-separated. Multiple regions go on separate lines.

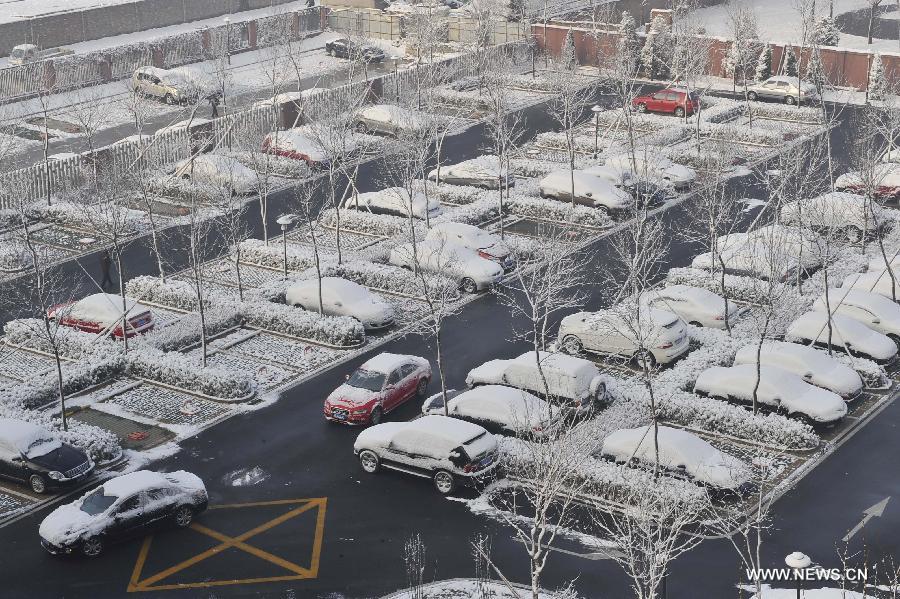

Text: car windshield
xmin=80 ymin=488 xmax=119 ymax=516
xmin=23 ymin=436 xmax=62 ymax=459
xmin=346 ymin=369 xmax=385 ymax=392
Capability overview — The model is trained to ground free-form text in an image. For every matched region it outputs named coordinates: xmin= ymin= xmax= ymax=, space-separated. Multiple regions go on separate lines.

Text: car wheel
xmin=416 ymin=378 xmax=428 ymax=397
xmin=359 ymin=450 xmax=380 ymax=473
xmin=433 ymin=470 xmax=456 ymax=495
xmin=747 ymin=91 xmax=758 ymax=101
xmin=173 ymin=505 xmax=194 ymax=528
xmin=81 ymin=537 xmax=103 ymax=557
xmin=164 ymin=93 xmax=175 ymax=105
xmin=674 ymin=107 xmax=685 ymax=117
xmin=845 ymin=225 xmax=863 ymax=243
xmin=460 ymin=277 xmax=478 ymax=294
xmin=688 ymin=320 xmax=703 ymax=327
xmin=594 ymin=381 xmax=607 ymax=404
xmin=29 ymin=474 xmax=47 ymax=494
xmin=636 ymin=103 xmax=647 ymax=113
xmin=369 ymin=406 xmax=383 ymax=426
xmin=354 ymin=121 xmax=368 ymax=134
xmin=889 ymin=334 xmax=900 ymax=348
xmin=785 ymin=95 xmax=796 ymax=105
xmin=561 ymin=334 xmax=584 ymax=355
xmin=634 ymin=349 xmax=656 ymax=369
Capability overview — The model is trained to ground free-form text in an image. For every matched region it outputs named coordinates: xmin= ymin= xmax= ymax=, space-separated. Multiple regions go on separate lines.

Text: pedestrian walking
xmin=306 ymin=0 xmax=315 ymax=7
xmin=209 ymin=94 xmax=220 ymax=118
xmin=100 ymin=250 xmax=113 ymax=291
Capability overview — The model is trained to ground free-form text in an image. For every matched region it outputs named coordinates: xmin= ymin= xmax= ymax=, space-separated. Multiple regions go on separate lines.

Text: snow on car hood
xmin=663 ymin=163 xmax=696 ymax=183
xmin=694 ymin=452 xmax=751 ymax=490
xmin=466 ymin=359 xmax=512 ymax=386
xmin=327 ymin=383 xmax=377 ymax=406
xmin=39 ymin=501 xmax=101 ymax=546
xmin=785 ymin=385 xmax=848 ymax=422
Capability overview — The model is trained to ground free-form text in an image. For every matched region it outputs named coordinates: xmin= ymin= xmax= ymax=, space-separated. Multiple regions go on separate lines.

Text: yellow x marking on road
xmin=127 ymin=497 xmax=327 ymax=592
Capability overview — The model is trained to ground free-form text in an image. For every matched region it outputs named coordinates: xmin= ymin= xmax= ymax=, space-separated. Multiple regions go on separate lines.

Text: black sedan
xmin=0 ymin=418 xmax=94 ymax=494
xmin=325 ymin=38 xmax=385 ymax=62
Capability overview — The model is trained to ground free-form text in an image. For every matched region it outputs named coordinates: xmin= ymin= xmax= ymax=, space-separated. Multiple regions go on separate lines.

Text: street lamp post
xmin=277 ymin=215 xmax=294 ymax=280
xmin=223 ymin=16 xmax=232 ymax=65
xmin=785 ymin=551 xmax=812 ymax=599
xmin=591 ymin=104 xmax=602 ymax=159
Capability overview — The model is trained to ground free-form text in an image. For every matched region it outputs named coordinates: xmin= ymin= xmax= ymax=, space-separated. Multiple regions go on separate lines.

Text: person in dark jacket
xmin=100 ymin=250 xmax=113 ymax=291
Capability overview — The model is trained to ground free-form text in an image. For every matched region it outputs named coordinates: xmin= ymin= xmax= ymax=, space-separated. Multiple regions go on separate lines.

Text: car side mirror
xmin=803 ymin=372 xmax=813 ymax=379
xmin=335 ymin=301 xmax=343 ymax=307
xmin=345 ymin=374 xmax=350 ymax=380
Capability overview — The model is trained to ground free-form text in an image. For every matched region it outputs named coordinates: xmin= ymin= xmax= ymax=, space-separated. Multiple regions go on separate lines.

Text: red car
xmin=48 ymin=293 xmax=155 ymax=338
xmin=261 ymin=129 xmax=328 ymax=167
xmin=632 ymin=87 xmax=699 ymax=117
xmin=324 ymin=353 xmax=432 ymax=425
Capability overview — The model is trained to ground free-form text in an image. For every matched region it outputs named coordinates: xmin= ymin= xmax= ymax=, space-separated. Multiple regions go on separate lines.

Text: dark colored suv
xmin=632 ymin=87 xmax=700 ymax=117
xmin=0 ymin=418 xmax=94 ymax=494
xmin=325 ymin=38 xmax=385 ymax=62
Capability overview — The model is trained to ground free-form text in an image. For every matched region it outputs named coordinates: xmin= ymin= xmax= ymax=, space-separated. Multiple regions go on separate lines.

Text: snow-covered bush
xmin=126 ymin=276 xmax=200 ymax=311
xmin=0 ymin=241 xmax=33 ymax=272
xmin=319 ymin=208 xmax=408 ymax=238
xmin=534 ymin=131 xmax=602 ymax=155
xmin=28 ymin=201 xmax=141 ymax=235
xmin=136 ymin=306 xmax=244 ymax=352
xmin=237 ymin=238 xmax=324 ymax=271
xmin=4 ymin=318 xmax=119 ymax=359
xmin=127 ymin=348 xmax=255 ymax=401
xmin=0 ymin=356 xmax=124 ymax=410
xmin=702 ymin=122 xmax=784 ymax=146
xmin=0 ymin=208 xmax=22 ymax=231
xmin=507 ymin=196 xmax=612 ymax=229
xmin=511 ymin=156 xmax=591 ymax=179
xmin=749 ymin=102 xmax=822 ymax=123
xmin=666 ymin=267 xmax=790 ymax=305
xmin=427 ymin=183 xmax=488 ymax=206
xmin=310 ymin=259 xmax=458 ymax=300
xmin=433 ymin=198 xmax=500 ymax=226
xmin=217 ymin=150 xmax=311 ymax=179
xmin=241 ymin=300 xmax=365 ymax=347
xmin=701 ymin=97 xmax=746 ymax=124
xmin=431 ymin=87 xmax=491 ymax=110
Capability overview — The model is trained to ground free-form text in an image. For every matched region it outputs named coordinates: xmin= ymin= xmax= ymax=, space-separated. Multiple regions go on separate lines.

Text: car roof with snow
xmin=542 ymin=169 xmax=621 ymax=190
xmin=657 ymin=284 xmax=722 ymax=304
xmin=429 ymin=221 xmax=489 ymax=239
xmin=361 ymin=104 xmax=413 ymax=120
xmin=791 ymin=310 xmax=878 ymax=338
xmin=68 ymin=293 xmax=147 ymax=322
xmin=289 ymin=277 xmax=368 ymax=297
xmin=361 ymin=352 xmax=424 ymax=374
xmin=450 ymin=385 xmax=546 ymax=414
xmin=604 ymin=425 xmax=715 ymax=463
xmin=443 ymin=155 xmax=503 ymax=176
xmin=0 ymin=418 xmax=54 ymax=453
xmin=736 ymin=340 xmax=832 ymax=366
xmin=101 ymin=471 xmax=173 ymax=497
xmin=511 ymin=351 xmax=598 ymax=378
xmin=699 ymin=364 xmax=808 ymax=393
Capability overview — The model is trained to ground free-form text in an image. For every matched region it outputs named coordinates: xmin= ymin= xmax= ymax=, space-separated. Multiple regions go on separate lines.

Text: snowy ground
xmin=382 ymin=578 xmax=574 ymax=599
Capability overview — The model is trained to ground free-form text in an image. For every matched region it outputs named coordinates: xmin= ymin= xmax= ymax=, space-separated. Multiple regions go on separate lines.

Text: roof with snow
xmin=361 ymin=352 xmax=424 ymax=374
xmin=101 ymin=470 xmax=171 ymax=497
xmin=0 ymin=418 xmax=53 ymax=453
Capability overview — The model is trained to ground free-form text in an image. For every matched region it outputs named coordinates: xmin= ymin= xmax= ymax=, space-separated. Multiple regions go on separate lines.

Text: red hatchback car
xmin=632 ymin=87 xmax=700 ymax=117
xmin=48 ymin=293 xmax=154 ymax=339
xmin=324 ymin=353 xmax=432 ymax=426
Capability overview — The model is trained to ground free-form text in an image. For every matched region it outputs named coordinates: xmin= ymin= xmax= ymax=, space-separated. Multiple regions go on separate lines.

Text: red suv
xmin=324 ymin=353 xmax=432 ymax=425
xmin=632 ymin=87 xmax=700 ymax=117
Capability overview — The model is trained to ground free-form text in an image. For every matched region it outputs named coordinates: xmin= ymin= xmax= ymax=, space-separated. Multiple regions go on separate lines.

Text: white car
xmin=781 ymin=192 xmax=883 ymax=241
xmin=425 ymin=222 xmax=514 ymax=271
xmin=538 ymin=170 xmax=632 ymax=212
xmin=353 ymin=104 xmax=426 ymax=137
xmin=582 ymin=164 xmax=635 ymax=189
xmin=694 ymin=364 xmax=848 ymax=424
xmin=747 ymin=75 xmax=819 ymax=105
xmin=285 ymin=277 xmax=395 ymax=331
xmin=813 ymin=288 xmax=900 ymax=344
xmin=835 ymin=163 xmax=900 ymax=199
xmin=164 ymin=154 xmax=258 ymax=195
xmin=641 ymin=285 xmax=742 ymax=329
xmin=353 ymin=415 xmax=498 ymax=495
xmin=558 ymin=307 xmax=690 ymax=366
xmin=691 ymin=230 xmax=806 ymax=283
xmin=427 ymin=155 xmax=514 ymax=189
xmin=600 ymin=425 xmax=754 ymax=495
xmin=603 ymin=151 xmax=696 ymax=190
xmin=389 ymin=239 xmax=503 ymax=293
xmin=465 ymin=351 xmax=609 ymax=414
xmin=343 ymin=187 xmax=441 ymax=220
xmin=421 ymin=385 xmax=555 ymax=437
xmin=786 ymin=311 xmax=898 ymax=363
xmin=733 ymin=341 xmax=863 ymax=399
xmin=842 ymin=270 xmax=900 ymax=301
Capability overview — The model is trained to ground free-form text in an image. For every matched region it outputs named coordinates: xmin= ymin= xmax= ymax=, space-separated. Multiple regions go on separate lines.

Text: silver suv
xmin=132 ymin=66 xmax=200 ymax=105
xmin=747 ymin=76 xmax=819 ymax=105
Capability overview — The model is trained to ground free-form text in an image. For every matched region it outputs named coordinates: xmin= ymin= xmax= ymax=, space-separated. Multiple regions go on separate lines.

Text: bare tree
xmin=546 ymin=69 xmax=591 ymax=211
xmin=292 ymin=180 xmax=326 ymax=314
xmin=724 ymin=2 xmax=762 ymax=128
xmin=483 ymin=64 xmax=525 ymax=239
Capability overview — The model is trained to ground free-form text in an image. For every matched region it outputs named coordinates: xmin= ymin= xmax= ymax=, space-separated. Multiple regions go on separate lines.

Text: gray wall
xmin=0 ymin=0 xmax=297 ymax=57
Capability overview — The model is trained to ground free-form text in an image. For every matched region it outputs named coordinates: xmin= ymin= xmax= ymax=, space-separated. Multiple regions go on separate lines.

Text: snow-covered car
xmin=641 ymin=285 xmax=743 ymax=329
xmin=0 ymin=419 xmax=94 ymax=494
xmin=425 ymin=222 xmax=514 ymax=271
xmin=558 ymin=307 xmax=689 ymax=366
xmin=835 ymin=163 xmax=900 ymax=199
xmin=354 ymin=415 xmax=498 ymax=495
xmin=747 ymin=75 xmax=819 ymax=105
xmin=781 ymin=192 xmax=883 ymax=241
xmin=465 ymin=351 xmax=609 ymax=414
xmin=813 ymin=288 xmax=900 ymax=344
xmin=286 ymin=277 xmax=395 ymax=331
xmin=252 ymin=90 xmax=304 ymax=111
xmin=538 ymin=170 xmax=633 ymax=213
xmin=694 ymin=364 xmax=848 ymax=425
xmin=786 ymin=311 xmax=898 ymax=363
xmin=691 ymin=232 xmax=805 ymax=283
xmin=324 ymin=353 xmax=431 ymax=425
xmin=48 ymin=293 xmax=154 ymax=338
xmin=582 ymin=164 xmax=634 ymax=188
xmin=733 ymin=341 xmax=863 ymax=399
xmin=39 ymin=470 xmax=207 ymax=557
xmin=353 ymin=104 xmax=425 ymax=136
xmin=132 ymin=66 xmax=204 ymax=104
xmin=325 ymin=38 xmax=385 ymax=62
xmin=262 ymin=128 xmax=328 ymax=166
xmin=389 ymin=239 xmax=503 ymax=293
xmin=421 ymin=385 xmax=555 ymax=437
xmin=841 ymin=270 xmax=900 ymax=302
xmin=162 ymin=154 xmax=259 ymax=195
xmin=343 ymin=187 xmax=441 ymax=220
xmin=600 ymin=425 xmax=754 ymax=495
xmin=583 ymin=164 xmax=670 ymax=204
xmin=603 ymin=151 xmax=696 ymax=190
xmin=427 ymin=155 xmax=514 ymax=189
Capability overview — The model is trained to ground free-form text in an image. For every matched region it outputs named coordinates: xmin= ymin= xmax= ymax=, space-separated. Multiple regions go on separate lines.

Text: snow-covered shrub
xmin=666 ymin=267 xmax=790 ymax=305
xmin=0 ymin=241 xmax=33 ymax=272
xmin=241 ymin=300 xmax=365 ymax=347
xmin=319 ymin=208 xmax=407 ymax=238
xmin=504 ymin=234 xmax=545 ymax=262
xmin=433 ymin=198 xmax=500 ymax=226
xmin=0 ymin=208 xmax=22 ymax=231
xmin=427 ymin=183 xmax=488 ymax=206
xmin=750 ymin=102 xmax=822 ymax=123
xmin=534 ymin=131 xmax=601 ymax=155
xmin=431 ymin=87 xmax=491 ymax=110
xmin=4 ymin=318 xmax=120 ymax=359
xmin=0 ymin=356 xmax=124 ymax=410
xmin=701 ymin=98 xmax=746 ymax=124
xmin=126 ymin=276 xmax=199 ymax=311
xmin=217 ymin=150 xmax=310 ymax=179
xmin=136 ymin=306 xmax=244 ymax=352
xmin=507 ymin=196 xmax=612 ymax=229
xmin=127 ymin=348 xmax=254 ymax=401
xmin=702 ymin=122 xmax=784 ymax=146
xmin=28 ymin=201 xmax=141 ymax=235
xmin=511 ymin=156 xmax=588 ymax=178
xmin=237 ymin=238 xmax=324 ymax=271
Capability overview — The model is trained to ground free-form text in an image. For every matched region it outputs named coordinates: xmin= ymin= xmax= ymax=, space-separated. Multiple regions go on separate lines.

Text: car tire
xmin=747 ymin=91 xmax=758 ymax=101
xmin=433 ymin=470 xmax=456 ymax=495
xmin=164 ymin=93 xmax=175 ymax=105
xmin=354 ymin=121 xmax=368 ymax=134
xmin=594 ymin=381 xmax=607 ymax=404
xmin=890 ymin=334 xmax=900 ymax=348
xmin=785 ymin=95 xmax=796 ymax=105
xmin=674 ymin=107 xmax=685 ymax=117
xmin=359 ymin=450 xmax=380 ymax=473
xmin=689 ymin=320 xmax=703 ymax=327
xmin=29 ymin=474 xmax=47 ymax=494
xmin=81 ymin=537 xmax=103 ymax=558
xmin=173 ymin=505 xmax=194 ymax=528
xmin=369 ymin=406 xmax=383 ymax=426
xmin=561 ymin=335 xmax=584 ymax=355
xmin=416 ymin=378 xmax=429 ymax=397
xmin=460 ymin=277 xmax=478 ymax=294
xmin=636 ymin=103 xmax=647 ymax=113
xmin=845 ymin=225 xmax=863 ymax=243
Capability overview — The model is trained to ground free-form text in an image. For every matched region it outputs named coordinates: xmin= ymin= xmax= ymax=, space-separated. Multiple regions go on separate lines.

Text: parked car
xmin=747 ymin=76 xmax=819 ymax=105
xmin=286 ymin=277 xmax=395 ymax=331
xmin=162 ymin=154 xmax=259 ymax=195
xmin=262 ymin=128 xmax=329 ymax=166
xmin=813 ymin=287 xmax=900 ymax=344
xmin=582 ymin=164 xmax=634 ymax=189
xmin=421 ymin=385 xmax=555 ymax=437
xmin=538 ymin=170 xmax=633 ymax=213
xmin=733 ymin=341 xmax=864 ymax=399
xmin=325 ymin=38 xmax=385 ymax=62
xmin=48 ymin=293 xmax=154 ymax=338
xmin=132 ymin=66 xmax=205 ymax=104
xmin=786 ymin=311 xmax=898 ymax=363
xmin=389 ymin=239 xmax=503 ymax=293
xmin=631 ymin=87 xmax=700 ymax=117
xmin=324 ymin=353 xmax=431 ymax=425
xmin=354 ymin=415 xmax=498 ymax=495
xmin=0 ymin=419 xmax=93 ymax=494
xmin=427 ymin=155 xmax=514 ymax=189
xmin=835 ymin=163 xmax=900 ymax=199
xmin=694 ymin=364 xmax=848 ymax=425
xmin=691 ymin=233 xmax=804 ymax=283
xmin=842 ymin=270 xmax=900 ymax=302
xmin=600 ymin=425 xmax=754 ymax=495
xmin=353 ymin=104 xmax=425 ymax=136
xmin=603 ymin=151 xmax=696 ymax=190
xmin=39 ymin=470 xmax=207 ymax=557
xmin=641 ymin=285 xmax=742 ymax=329
xmin=9 ymin=43 xmax=73 ymax=65
xmin=781 ymin=192 xmax=883 ymax=242
xmin=465 ymin=351 xmax=609 ymax=415
xmin=425 ymin=222 xmax=514 ymax=271
xmin=557 ymin=307 xmax=690 ymax=367
xmin=343 ymin=187 xmax=441 ymax=220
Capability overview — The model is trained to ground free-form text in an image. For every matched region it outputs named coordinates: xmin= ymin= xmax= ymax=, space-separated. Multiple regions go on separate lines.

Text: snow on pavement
xmin=743 ymin=584 xmax=868 ymax=598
